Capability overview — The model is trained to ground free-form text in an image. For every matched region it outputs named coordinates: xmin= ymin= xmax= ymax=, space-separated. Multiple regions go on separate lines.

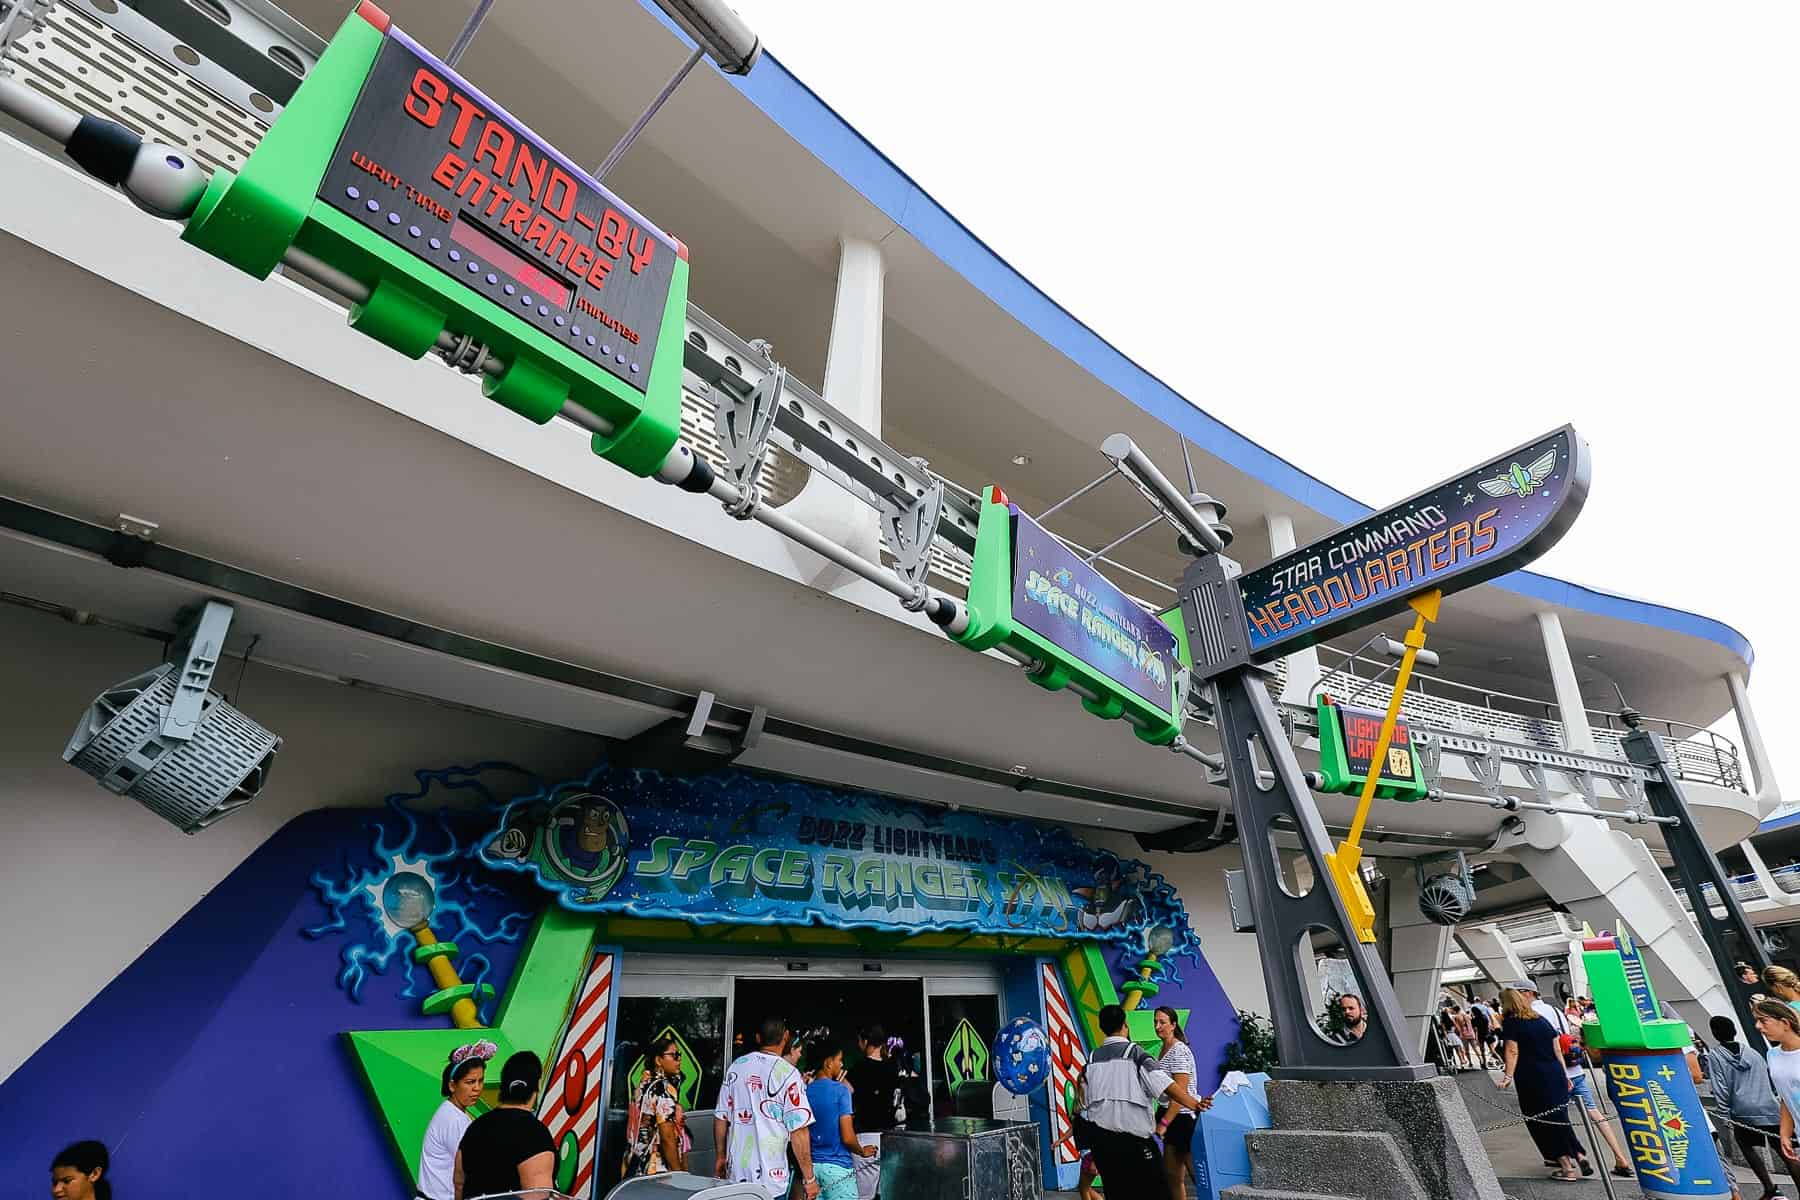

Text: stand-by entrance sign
xmin=182 ymin=4 xmax=688 ymax=477
xmin=1236 ymin=427 xmax=1589 ymax=659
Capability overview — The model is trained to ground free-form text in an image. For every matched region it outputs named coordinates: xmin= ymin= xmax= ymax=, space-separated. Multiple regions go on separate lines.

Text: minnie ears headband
xmin=450 ymin=1040 xmax=499 ymax=1068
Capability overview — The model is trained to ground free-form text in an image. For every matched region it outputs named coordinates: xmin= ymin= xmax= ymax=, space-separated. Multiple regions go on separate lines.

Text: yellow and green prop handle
xmin=1324 ymin=590 xmax=1439 ymax=943
xmin=411 ymin=923 xmax=494 ymax=1030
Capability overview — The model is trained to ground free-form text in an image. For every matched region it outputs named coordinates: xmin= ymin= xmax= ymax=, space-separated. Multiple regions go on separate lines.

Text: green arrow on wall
xmin=343 ymin=906 xmax=598 ymax=1181
xmin=943 ymin=1017 xmax=991 ymax=1093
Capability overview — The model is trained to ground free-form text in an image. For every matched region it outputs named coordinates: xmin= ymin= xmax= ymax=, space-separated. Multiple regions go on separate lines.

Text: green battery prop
xmin=181 ymin=2 xmax=686 ymax=476
xmin=1581 ymin=927 xmax=1730 ymax=1200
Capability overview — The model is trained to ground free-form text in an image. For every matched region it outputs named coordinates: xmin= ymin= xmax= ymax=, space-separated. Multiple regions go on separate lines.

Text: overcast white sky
xmin=729 ymin=1 xmax=1797 ymax=793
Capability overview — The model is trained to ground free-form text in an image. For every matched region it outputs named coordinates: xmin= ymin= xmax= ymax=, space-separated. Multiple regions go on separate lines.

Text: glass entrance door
xmin=927 ymin=991 xmax=1001 ymax=1119
xmin=606 ymin=968 xmax=729 ymax=1182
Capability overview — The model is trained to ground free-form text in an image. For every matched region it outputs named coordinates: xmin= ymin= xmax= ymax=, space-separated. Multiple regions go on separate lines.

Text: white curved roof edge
xmin=653 ymin=4 xmax=1753 ymax=672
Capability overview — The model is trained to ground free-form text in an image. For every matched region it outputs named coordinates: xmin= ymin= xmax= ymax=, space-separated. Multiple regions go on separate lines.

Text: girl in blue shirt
xmin=803 ymin=1040 xmax=877 ymax=1200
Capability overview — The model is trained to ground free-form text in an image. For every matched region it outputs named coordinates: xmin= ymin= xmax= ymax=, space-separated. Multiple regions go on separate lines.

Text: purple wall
xmin=1108 ymin=941 xmax=1240 ymax=1094
xmin=3 ymin=799 xmax=1242 ymax=1196
xmin=0 ymin=807 xmax=518 ymax=1195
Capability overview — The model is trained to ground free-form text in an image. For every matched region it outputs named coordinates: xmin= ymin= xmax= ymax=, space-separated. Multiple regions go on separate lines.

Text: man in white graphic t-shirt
xmin=715 ymin=1016 xmax=818 ymax=1199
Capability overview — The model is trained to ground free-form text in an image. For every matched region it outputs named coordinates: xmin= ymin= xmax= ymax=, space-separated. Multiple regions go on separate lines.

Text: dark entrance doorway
xmin=734 ymin=977 xmax=924 ymax=1062
xmin=733 ymin=977 xmax=928 ymax=1122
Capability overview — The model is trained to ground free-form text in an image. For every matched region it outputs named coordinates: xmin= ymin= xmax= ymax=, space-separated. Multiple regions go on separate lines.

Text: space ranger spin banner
xmin=1237 ymin=427 xmax=1590 ymax=658
xmin=1011 ymin=509 xmax=1179 ymax=713
xmin=479 ymin=764 xmax=1201 ymax=957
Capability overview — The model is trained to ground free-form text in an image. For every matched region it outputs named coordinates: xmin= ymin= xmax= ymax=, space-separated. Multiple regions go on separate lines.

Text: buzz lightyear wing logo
xmin=1476 ymin=448 xmax=1557 ymax=499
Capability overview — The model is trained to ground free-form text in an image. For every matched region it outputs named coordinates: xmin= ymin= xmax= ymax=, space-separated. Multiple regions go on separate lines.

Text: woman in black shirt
xmin=1495 ymin=989 xmax=1583 ymax=1182
xmin=455 ymin=1051 xmax=556 ymax=1199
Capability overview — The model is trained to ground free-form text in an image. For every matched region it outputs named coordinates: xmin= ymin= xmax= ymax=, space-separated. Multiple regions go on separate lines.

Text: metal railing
xmin=1689 ymin=862 xmax=1800 ymax=909
xmin=1311 ymin=644 xmax=1746 ymax=793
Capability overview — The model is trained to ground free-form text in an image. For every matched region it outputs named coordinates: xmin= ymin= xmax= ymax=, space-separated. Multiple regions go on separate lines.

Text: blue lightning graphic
xmin=304 ymin=763 xmax=537 ymax=1012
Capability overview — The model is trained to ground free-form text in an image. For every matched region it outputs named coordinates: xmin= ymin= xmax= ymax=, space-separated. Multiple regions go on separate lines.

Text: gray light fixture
xmin=652 ymin=0 xmax=762 ymax=75
xmin=63 ymin=601 xmax=279 ymax=833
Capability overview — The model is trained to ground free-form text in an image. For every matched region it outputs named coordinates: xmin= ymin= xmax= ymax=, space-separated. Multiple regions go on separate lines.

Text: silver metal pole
xmin=1100 ymin=434 xmax=1224 ymax=555
xmin=445 ymin=0 xmax=498 ymax=67
xmin=1171 ymin=736 xmax=1225 ymax=770
xmin=1430 ymin=787 xmax=1678 ymax=826
xmin=594 ymin=44 xmax=704 ymax=181
xmin=0 ymin=74 xmax=77 ymax=141
xmin=1083 ymin=514 xmax=1161 ymax=564
xmin=1036 ymin=469 xmax=1117 ymax=524
xmin=281 ymin=246 xmax=370 ymax=304
xmin=1574 ymin=1092 xmax=1620 ymax=1200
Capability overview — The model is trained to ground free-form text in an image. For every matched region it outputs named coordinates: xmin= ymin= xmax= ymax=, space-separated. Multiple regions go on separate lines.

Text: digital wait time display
xmin=316 ymin=26 xmax=681 ymax=391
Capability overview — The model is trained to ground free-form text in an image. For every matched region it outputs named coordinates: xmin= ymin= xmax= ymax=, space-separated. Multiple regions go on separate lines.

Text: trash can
xmin=879 ymin=1117 xmax=1041 ymax=1200
xmin=1192 ymin=1071 xmax=1271 ymax=1200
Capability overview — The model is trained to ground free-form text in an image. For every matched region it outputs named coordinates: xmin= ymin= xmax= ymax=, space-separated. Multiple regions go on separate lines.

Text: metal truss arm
xmin=1623 ymin=722 xmax=1770 ymax=1049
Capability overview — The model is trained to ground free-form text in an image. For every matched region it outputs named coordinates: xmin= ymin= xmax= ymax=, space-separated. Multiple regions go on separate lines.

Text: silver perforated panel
xmin=5 ymin=1 xmax=270 ymax=172
xmin=65 ymin=662 xmax=280 ymax=832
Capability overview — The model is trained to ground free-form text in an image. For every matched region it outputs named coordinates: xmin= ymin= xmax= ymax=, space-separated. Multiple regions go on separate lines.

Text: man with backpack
xmin=1076 ymin=1004 xmax=1211 ymax=1199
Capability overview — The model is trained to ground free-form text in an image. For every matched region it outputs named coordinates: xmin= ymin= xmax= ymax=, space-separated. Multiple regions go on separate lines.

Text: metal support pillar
xmin=1622 ymin=720 xmax=1769 ymax=1049
xmin=1209 ymin=664 xmax=1432 ymax=1078
xmin=1182 ymin=543 xmax=1430 ymax=1078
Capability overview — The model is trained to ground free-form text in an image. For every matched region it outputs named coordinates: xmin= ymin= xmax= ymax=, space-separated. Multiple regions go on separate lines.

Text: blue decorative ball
xmin=995 ymin=1016 xmax=1050 ymax=1094
xmin=381 ymin=871 xmax=435 ymax=928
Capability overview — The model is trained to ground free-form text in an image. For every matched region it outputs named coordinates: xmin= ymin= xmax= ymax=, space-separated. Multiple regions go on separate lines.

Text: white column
xmin=1741 ymin=839 xmax=1800 ymax=908
xmin=777 ymin=237 xmax=885 ymax=587
xmin=1727 ymin=671 xmax=1783 ymax=817
xmin=1454 ymin=922 xmax=1529 ymax=989
xmin=1268 ymin=513 xmax=1322 ymax=705
xmin=1384 ymin=861 xmax=1454 ymax=1058
xmin=1535 ymin=610 xmax=1597 ymax=756
xmin=1558 ymin=913 xmax=1591 ymax=999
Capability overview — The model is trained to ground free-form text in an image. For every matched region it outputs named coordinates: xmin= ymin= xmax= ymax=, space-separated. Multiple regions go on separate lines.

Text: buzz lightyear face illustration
xmin=545 ymin=791 xmax=630 ymax=901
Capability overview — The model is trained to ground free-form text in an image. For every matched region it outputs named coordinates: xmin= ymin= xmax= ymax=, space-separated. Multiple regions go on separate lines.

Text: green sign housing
xmin=957 ymin=487 xmax=1189 ymax=746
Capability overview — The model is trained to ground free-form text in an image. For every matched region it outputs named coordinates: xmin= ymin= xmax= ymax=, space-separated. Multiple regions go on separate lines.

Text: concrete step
xmin=1243 ymin=1129 xmax=1430 ymax=1200
xmin=1221 ymin=1189 xmax=1360 ymax=1200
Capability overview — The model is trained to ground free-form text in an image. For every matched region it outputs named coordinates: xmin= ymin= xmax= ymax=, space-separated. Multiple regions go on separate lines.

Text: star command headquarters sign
xmin=1236 ymin=426 xmax=1590 ymax=659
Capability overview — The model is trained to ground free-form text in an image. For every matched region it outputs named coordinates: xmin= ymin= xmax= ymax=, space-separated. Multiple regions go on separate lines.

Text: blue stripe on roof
xmin=1758 ymin=811 xmax=1800 ymax=835
xmin=640 ymin=7 xmax=1753 ymax=671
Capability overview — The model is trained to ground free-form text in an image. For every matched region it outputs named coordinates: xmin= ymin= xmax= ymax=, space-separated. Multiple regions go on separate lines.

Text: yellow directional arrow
xmin=1325 ymin=589 xmax=1440 ymax=943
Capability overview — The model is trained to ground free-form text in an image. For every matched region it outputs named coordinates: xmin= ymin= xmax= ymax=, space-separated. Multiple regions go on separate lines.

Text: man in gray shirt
xmin=1078 ymin=1004 xmax=1210 ymax=1200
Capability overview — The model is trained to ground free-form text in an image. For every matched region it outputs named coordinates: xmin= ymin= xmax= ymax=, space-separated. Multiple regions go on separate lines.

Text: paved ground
xmin=1453 ymin=1067 xmax=1787 ymax=1200
xmin=1044 ymin=1068 xmax=1795 ymax=1199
